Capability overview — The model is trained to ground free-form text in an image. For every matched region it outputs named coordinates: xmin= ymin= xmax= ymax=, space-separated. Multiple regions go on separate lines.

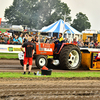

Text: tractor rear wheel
xmin=35 ymin=55 xmax=48 ymax=69
xmin=59 ymin=45 xmax=81 ymax=69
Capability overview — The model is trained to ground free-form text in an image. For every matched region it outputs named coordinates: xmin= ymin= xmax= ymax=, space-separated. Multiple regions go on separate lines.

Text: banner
xmin=0 ymin=18 xmax=2 ymax=25
xmin=0 ymin=44 xmax=22 ymax=53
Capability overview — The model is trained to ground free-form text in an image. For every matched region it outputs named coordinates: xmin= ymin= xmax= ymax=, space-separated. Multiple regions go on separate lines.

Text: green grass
xmin=0 ymin=72 xmax=100 ymax=78
xmin=0 ymin=53 xmax=18 ymax=59
xmin=52 ymin=72 xmax=100 ymax=77
xmin=0 ymin=29 xmax=6 ymax=33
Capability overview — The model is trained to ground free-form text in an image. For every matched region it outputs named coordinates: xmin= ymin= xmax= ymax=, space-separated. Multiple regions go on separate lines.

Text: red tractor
xmin=19 ymin=40 xmax=82 ymax=70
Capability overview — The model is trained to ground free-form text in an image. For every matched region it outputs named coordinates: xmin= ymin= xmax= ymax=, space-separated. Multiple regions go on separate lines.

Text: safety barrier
xmin=0 ymin=44 xmax=21 ymax=53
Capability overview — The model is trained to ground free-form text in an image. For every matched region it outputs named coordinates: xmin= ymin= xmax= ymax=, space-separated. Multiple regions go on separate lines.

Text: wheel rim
xmin=39 ymin=58 xmax=46 ymax=66
xmin=53 ymin=60 xmax=59 ymax=66
xmin=68 ymin=50 xmax=79 ymax=68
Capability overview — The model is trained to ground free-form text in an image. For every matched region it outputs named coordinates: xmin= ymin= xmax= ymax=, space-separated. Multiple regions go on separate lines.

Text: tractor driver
xmin=55 ymin=33 xmax=64 ymax=53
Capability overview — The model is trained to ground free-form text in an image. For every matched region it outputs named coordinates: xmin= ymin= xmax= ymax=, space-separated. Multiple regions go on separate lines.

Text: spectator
xmin=78 ymin=39 xmax=84 ymax=47
xmin=13 ymin=34 xmax=16 ymax=42
xmin=0 ymin=33 xmax=2 ymax=38
xmin=1 ymin=36 xmax=5 ymax=44
xmin=18 ymin=34 xmax=23 ymax=44
xmin=97 ymin=42 xmax=100 ymax=48
xmin=49 ymin=37 xmax=54 ymax=43
xmin=47 ymin=38 xmax=50 ymax=43
xmin=65 ymin=38 xmax=69 ymax=43
xmin=45 ymin=37 xmax=50 ymax=43
xmin=81 ymin=40 xmax=84 ymax=47
xmin=88 ymin=40 xmax=94 ymax=48
xmin=54 ymin=36 xmax=57 ymax=40
xmin=2 ymin=33 xmax=4 ymax=37
xmin=35 ymin=36 xmax=38 ymax=42
xmin=4 ymin=34 xmax=8 ymax=44
xmin=31 ymin=36 xmax=35 ymax=43
xmin=94 ymin=40 xmax=98 ymax=48
xmin=23 ymin=34 xmax=28 ymax=43
xmin=73 ymin=38 xmax=78 ymax=45
xmin=40 ymin=36 xmax=44 ymax=43
xmin=21 ymin=37 xmax=34 ymax=75
xmin=84 ymin=39 xmax=89 ymax=48
xmin=10 ymin=37 xmax=14 ymax=44
xmin=13 ymin=36 xmax=18 ymax=44
xmin=77 ymin=39 xmax=81 ymax=45
xmin=45 ymin=37 xmax=48 ymax=43
xmin=7 ymin=38 xmax=10 ymax=44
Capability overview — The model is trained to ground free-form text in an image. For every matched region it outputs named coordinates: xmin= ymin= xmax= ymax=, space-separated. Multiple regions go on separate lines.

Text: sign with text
xmin=0 ymin=44 xmax=22 ymax=53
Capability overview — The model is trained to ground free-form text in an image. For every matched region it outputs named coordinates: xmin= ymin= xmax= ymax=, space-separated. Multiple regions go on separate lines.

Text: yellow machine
xmin=82 ymin=29 xmax=100 ymax=42
xmin=81 ymin=48 xmax=100 ymax=70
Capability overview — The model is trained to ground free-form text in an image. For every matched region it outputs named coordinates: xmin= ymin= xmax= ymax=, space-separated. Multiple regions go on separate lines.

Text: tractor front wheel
xmin=35 ymin=55 xmax=48 ymax=69
xmin=59 ymin=45 xmax=81 ymax=69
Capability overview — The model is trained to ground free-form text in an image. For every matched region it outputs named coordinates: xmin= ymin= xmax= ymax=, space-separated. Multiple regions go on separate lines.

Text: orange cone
xmin=42 ymin=66 xmax=48 ymax=70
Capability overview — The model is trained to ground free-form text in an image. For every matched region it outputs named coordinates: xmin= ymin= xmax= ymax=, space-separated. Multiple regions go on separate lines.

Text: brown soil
xmin=0 ymin=78 xmax=100 ymax=100
xmin=0 ymin=60 xmax=100 ymax=100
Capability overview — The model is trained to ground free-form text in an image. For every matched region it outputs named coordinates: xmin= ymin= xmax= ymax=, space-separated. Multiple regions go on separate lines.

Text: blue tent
xmin=40 ymin=19 xmax=81 ymax=34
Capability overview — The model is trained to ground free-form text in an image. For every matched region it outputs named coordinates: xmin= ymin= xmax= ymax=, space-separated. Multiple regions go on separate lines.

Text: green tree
xmin=4 ymin=0 xmax=71 ymax=29
xmin=71 ymin=12 xmax=91 ymax=32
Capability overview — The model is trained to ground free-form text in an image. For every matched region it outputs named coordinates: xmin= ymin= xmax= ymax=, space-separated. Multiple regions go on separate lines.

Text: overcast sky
xmin=0 ymin=0 xmax=100 ymax=30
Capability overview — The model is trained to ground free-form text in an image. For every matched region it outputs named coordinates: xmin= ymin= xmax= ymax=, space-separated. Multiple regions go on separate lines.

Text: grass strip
xmin=0 ymin=72 xmax=100 ymax=78
xmin=0 ymin=53 xmax=18 ymax=59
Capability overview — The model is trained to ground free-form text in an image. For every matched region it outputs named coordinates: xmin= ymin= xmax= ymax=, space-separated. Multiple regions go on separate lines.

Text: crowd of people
xmin=76 ymin=39 xmax=100 ymax=48
xmin=0 ymin=32 xmax=23 ymax=45
xmin=0 ymin=32 xmax=100 ymax=48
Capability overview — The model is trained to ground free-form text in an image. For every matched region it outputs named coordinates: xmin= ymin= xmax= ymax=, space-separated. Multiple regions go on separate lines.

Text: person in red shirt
xmin=72 ymin=38 xmax=78 ymax=45
xmin=94 ymin=40 xmax=98 ymax=48
xmin=21 ymin=37 xmax=34 ymax=74
xmin=7 ymin=38 xmax=10 ymax=44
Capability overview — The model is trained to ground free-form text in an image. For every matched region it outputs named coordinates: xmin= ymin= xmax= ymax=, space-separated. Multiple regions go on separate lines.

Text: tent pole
xmin=74 ymin=34 xmax=75 ymax=39
xmin=69 ymin=30 xmax=73 ymax=43
xmin=67 ymin=33 xmax=68 ymax=38
xmin=51 ymin=32 xmax=53 ymax=37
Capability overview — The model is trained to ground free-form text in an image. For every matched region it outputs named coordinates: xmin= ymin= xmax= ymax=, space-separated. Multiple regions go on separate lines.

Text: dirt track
xmin=0 ymin=78 xmax=100 ymax=100
xmin=0 ymin=60 xmax=100 ymax=100
xmin=0 ymin=59 xmax=99 ymax=72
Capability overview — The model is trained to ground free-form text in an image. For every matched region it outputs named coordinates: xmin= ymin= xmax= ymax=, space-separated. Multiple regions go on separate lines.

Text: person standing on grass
xmin=21 ymin=37 xmax=34 ymax=74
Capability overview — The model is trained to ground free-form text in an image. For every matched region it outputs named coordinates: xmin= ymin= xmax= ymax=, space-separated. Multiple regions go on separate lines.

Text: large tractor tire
xmin=59 ymin=45 xmax=81 ymax=69
xmin=35 ymin=55 xmax=48 ymax=69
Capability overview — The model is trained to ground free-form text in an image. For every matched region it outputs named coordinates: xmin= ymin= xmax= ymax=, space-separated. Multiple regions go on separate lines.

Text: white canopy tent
xmin=40 ymin=19 xmax=82 ymax=41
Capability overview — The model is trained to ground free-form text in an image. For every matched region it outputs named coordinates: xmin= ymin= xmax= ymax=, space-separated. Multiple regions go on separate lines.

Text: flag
xmin=0 ymin=18 xmax=2 ymax=25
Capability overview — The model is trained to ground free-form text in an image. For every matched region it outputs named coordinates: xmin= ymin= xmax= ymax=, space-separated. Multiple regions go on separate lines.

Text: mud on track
xmin=0 ymin=60 xmax=100 ymax=100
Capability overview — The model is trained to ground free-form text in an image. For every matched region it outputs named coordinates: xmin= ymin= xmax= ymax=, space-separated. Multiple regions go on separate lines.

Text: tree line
xmin=4 ymin=0 xmax=91 ymax=32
